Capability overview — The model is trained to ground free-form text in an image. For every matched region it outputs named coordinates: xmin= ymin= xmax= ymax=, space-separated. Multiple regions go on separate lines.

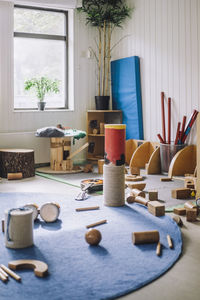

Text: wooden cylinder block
xmin=134 ymin=196 xmax=149 ymax=206
xmin=7 ymin=172 xmax=23 ymax=180
xmin=0 ymin=149 xmax=35 ymax=179
xmin=100 ymin=123 xmax=105 ymax=135
xmin=5 ymin=209 xmax=34 ymax=249
xmin=126 ymin=194 xmax=135 ymax=204
xmin=103 ymin=164 xmax=125 ymax=207
xmin=98 ymin=159 xmax=104 ymax=174
xmin=132 ymin=230 xmax=160 ymax=244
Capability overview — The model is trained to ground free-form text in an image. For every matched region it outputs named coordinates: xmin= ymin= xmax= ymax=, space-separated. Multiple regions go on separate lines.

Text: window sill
xmin=13 ymin=109 xmax=74 ymax=113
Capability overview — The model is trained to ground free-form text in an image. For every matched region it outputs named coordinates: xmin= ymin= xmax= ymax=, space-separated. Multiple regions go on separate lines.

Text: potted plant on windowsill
xmin=78 ymin=0 xmax=133 ymax=110
xmin=24 ymin=76 xmax=60 ymax=110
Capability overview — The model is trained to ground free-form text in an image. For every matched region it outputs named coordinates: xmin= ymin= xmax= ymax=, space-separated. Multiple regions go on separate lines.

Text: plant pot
xmin=37 ymin=102 xmax=46 ymax=111
xmin=95 ymin=96 xmax=110 ymax=110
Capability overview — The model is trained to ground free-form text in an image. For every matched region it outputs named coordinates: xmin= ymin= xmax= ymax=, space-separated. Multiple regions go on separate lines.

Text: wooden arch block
xmin=168 ymin=145 xmax=196 ymax=177
xmin=146 ymin=146 xmax=161 ymax=174
xmin=129 ymin=141 xmax=159 ymax=169
xmin=8 ymin=260 xmax=48 ymax=277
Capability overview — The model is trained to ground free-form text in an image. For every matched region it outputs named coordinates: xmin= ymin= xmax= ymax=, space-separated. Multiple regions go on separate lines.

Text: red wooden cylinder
xmin=104 ymin=124 xmax=126 ymax=166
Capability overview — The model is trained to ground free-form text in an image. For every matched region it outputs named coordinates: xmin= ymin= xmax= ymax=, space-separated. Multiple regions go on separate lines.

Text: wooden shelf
xmin=88 ymin=134 xmax=105 ymax=137
xmin=87 ymin=110 xmax=122 ymax=161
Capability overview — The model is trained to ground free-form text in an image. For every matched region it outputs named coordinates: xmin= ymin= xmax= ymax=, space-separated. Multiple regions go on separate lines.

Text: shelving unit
xmin=87 ymin=110 xmax=122 ymax=161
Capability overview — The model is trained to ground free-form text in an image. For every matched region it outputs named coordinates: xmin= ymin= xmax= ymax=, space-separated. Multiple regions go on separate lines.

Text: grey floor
xmin=1 ymin=171 xmax=200 ymax=300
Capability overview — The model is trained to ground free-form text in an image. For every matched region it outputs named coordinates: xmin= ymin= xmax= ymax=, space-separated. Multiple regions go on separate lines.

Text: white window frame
xmin=14 ymin=5 xmax=69 ymax=110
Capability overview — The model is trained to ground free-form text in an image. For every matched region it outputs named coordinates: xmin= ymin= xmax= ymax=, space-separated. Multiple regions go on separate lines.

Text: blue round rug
xmin=0 ymin=192 xmax=182 ymax=300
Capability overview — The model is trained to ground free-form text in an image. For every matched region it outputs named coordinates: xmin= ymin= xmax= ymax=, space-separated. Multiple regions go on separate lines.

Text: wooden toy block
xmin=131 ymin=189 xmax=145 ymax=198
xmin=76 ymin=206 xmax=99 ymax=212
xmin=86 ymin=219 xmax=107 ymax=229
xmin=160 ymin=177 xmax=172 ymax=182
xmin=135 ymin=196 xmax=149 ymax=206
xmin=167 ymin=234 xmax=173 ymax=248
xmin=173 ymin=207 xmax=186 ymax=215
xmin=172 ymin=215 xmax=183 ymax=227
xmin=130 ymin=166 xmax=140 ymax=175
xmin=125 ymin=175 xmax=143 ymax=182
xmin=126 ymin=194 xmax=135 ymax=204
xmin=61 ymin=160 xmax=67 ymax=171
xmin=127 ymin=183 xmax=146 ymax=190
xmin=83 ymin=164 xmax=93 ymax=173
xmin=54 ymin=161 xmax=62 ymax=171
xmin=171 ymin=188 xmax=191 ymax=199
xmin=7 ymin=172 xmax=23 ymax=180
xmin=184 ymin=201 xmax=197 ymax=210
xmin=156 ymin=242 xmax=161 ymax=256
xmin=184 ymin=178 xmax=195 ymax=189
xmin=66 ymin=159 xmax=73 ymax=170
xmin=148 ymin=190 xmax=158 ymax=201
xmin=148 ymin=201 xmax=165 ymax=217
xmin=132 ymin=230 xmax=160 ymax=245
xmin=98 ymin=159 xmax=104 ymax=174
xmin=0 ymin=264 xmax=21 ymax=281
xmin=186 ymin=209 xmax=197 ymax=222
xmin=8 ymin=260 xmax=48 ymax=278
xmin=100 ymin=122 xmax=105 ymax=134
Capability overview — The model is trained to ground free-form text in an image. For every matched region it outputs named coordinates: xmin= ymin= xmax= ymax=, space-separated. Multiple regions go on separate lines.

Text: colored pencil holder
xmin=160 ymin=143 xmax=186 ymax=174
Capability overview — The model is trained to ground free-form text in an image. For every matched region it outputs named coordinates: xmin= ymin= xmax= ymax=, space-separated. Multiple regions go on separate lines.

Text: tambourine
xmin=40 ymin=203 xmax=60 ymax=223
xmin=23 ymin=204 xmax=39 ymax=221
xmin=23 ymin=203 xmax=60 ymax=223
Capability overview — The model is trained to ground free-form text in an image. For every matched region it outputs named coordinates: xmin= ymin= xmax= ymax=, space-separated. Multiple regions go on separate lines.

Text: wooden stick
xmin=86 ymin=219 xmax=107 ymax=229
xmin=182 ymin=110 xmax=198 ymax=143
xmin=156 ymin=242 xmax=161 ymax=256
xmin=68 ymin=142 xmax=89 ymax=160
xmin=161 ymin=92 xmax=166 ymax=143
xmin=2 ymin=219 xmax=4 ymax=233
xmin=0 ymin=267 xmax=9 ymax=278
xmin=167 ymin=234 xmax=173 ymax=249
xmin=76 ymin=206 xmax=99 ymax=212
xmin=0 ymin=264 xmax=21 ymax=281
xmin=168 ymin=97 xmax=171 ymax=144
xmin=0 ymin=272 xmax=7 ymax=282
xmin=157 ymin=133 xmax=165 ymax=144
xmin=180 ymin=115 xmax=187 ymax=142
xmin=174 ymin=122 xmax=181 ymax=145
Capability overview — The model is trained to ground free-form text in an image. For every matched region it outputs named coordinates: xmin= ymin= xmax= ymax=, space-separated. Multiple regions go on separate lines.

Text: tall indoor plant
xmin=24 ymin=76 xmax=60 ymax=110
xmin=78 ymin=0 xmax=133 ymax=110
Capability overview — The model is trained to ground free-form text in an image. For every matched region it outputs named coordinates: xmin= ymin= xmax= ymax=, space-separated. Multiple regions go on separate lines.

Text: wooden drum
xmin=40 ymin=203 xmax=60 ymax=223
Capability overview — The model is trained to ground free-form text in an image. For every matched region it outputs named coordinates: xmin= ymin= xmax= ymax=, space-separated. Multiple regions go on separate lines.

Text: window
xmin=14 ymin=6 xmax=68 ymax=110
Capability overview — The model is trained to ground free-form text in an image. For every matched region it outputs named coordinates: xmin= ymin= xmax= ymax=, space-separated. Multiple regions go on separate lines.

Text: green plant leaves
xmin=24 ymin=76 xmax=60 ymax=101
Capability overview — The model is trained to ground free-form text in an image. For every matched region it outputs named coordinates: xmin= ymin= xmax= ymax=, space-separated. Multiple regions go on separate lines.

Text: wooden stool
xmin=0 ymin=149 xmax=35 ymax=178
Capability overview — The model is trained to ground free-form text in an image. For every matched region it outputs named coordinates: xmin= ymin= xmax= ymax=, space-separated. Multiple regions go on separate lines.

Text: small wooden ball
xmin=85 ymin=229 xmax=102 ymax=246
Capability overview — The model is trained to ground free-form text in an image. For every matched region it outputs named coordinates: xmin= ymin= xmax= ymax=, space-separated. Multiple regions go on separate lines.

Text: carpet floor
xmin=0 ymin=192 xmax=182 ymax=300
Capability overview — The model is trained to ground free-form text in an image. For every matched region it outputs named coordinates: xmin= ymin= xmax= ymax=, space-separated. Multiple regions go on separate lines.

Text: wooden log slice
xmin=0 ymin=149 xmax=35 ymax=178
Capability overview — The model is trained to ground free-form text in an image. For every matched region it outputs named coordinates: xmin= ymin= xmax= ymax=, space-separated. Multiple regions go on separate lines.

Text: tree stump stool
xmin=0 ymin=149 xmax=35 ymax=179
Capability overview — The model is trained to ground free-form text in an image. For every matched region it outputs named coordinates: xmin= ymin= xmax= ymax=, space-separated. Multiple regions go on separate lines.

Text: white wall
xmin=0 ymin=1 xmax=96 ymax=163
xmin=1 ymin=0 xmax=199 ymax=163
xmin=112 ymin=0 xmax=200 ymax=144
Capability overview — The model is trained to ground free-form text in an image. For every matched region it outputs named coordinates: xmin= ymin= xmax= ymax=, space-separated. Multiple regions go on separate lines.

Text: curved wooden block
xmin=8 ymin=260 xmax=48 ymax=278
xmin=168 ymin=145 xmax=196 ymax=177
xmin=129 ymin=141 xmax=159 ymax=169
xmin=146 ymin=146 xmax=161 ymax=174
xmin=125 ymin=139 xmax=139 ymax=164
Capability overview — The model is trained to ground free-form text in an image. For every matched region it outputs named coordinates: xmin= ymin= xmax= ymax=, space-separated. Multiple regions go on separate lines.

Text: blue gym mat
xmin=0 ymin=192 xmax=182 ymax=300
xmin=111 ymin=56 xmax=144 ymax=140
